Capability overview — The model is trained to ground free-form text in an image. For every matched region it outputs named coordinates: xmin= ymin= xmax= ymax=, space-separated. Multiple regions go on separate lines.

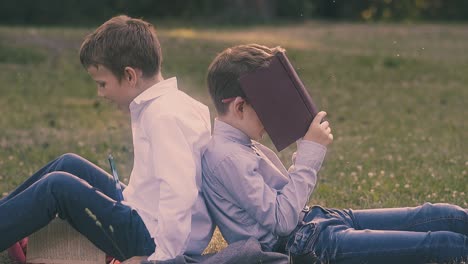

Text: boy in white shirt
xmin=0 ymin=15 xmax=213 ymax=263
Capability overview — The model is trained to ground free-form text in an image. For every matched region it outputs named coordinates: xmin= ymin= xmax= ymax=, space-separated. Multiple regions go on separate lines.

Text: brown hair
xmin=207 ymin=44 xmax=284 ymax=115
xmin=79 ymin=15 xmax=162 ymax=80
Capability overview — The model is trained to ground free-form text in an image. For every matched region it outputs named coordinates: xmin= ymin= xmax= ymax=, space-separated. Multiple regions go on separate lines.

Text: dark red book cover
xmin=239 ymin=52 xmax=318 ymax=151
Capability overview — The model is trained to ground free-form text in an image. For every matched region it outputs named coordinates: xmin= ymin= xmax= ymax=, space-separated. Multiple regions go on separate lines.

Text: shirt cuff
xmin=147 ymin=248 xmax=171 ymax=262
xmin=295 ymin=139 xmax=327 ymax=171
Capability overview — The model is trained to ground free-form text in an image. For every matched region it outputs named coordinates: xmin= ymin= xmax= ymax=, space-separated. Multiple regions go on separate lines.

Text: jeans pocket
xmin=286 ymin=221 xmax=320 ymax=256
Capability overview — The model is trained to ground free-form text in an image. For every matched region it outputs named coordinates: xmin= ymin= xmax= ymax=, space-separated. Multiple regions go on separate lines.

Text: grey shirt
xmin=202 ymin=119 xmax=327 ymax=251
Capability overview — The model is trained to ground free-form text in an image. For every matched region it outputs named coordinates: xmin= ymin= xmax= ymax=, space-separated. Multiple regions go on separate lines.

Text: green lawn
xmin=0 ymin=21 xmax=467 ymax=263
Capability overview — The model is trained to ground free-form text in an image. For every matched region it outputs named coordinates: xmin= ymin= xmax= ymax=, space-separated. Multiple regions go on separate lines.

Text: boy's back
xmin=124 ymin=77 xmax=214 ymax=257
xmin=202 ymin=119 xmax=326 ymax=251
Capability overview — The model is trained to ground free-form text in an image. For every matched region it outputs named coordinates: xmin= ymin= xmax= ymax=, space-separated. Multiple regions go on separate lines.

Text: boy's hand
xmin=303 ymin=111 xmax=333 ymax=146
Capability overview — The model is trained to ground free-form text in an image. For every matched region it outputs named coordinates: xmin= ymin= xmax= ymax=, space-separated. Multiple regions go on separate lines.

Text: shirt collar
xmin=213 ymin=119 xmax=253 ymax=146
xmin=130 ymin=77 xmax=178 ymax=107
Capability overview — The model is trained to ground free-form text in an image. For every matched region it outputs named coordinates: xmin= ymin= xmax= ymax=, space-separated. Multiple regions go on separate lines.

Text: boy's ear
xmin=123 ymin=67 xmax=138 ymax=87
xmin=232 ymin=97 xmax=245 ymax=119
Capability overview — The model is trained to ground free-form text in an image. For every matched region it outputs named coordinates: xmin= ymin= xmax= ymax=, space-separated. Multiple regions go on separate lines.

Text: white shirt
xmin=123 ymin=77 xmax=214 ymax=261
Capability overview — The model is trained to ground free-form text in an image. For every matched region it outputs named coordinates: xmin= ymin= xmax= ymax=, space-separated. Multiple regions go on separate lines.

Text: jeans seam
xmin=337 ymin=243 xmax=466 ymax=258
xmin=397 ymin=216 xmax=468 ymax=230
xmin=339 ymin=248 xmax=418 ymax=257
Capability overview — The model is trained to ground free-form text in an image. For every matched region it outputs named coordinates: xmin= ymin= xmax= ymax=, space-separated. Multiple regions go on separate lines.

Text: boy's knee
xmin=59 ymin=152 xmax=82 ymax=162
xmin=428 ymin=231 xmax=467 ymax=253
xmin=422 ymin=202 xmax=464 ymax=213
xmin=43 ymin=172 xmax=80 ymax=191
xmin=420 ymin=203 xmax=467 ymax=223
xmin=420 ymin=202 xmax=448 ymax=213
xmin=57 ymin=153 xmax=84 ymax=169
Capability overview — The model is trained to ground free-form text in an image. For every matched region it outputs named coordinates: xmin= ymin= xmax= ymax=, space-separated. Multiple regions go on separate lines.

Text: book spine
xmin=276 ymin=52 xmax=317 ymax=118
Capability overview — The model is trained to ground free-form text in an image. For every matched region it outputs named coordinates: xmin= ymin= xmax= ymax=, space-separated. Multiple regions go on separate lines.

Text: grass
xmin=0 ymin=21 xmax=467 ymax=263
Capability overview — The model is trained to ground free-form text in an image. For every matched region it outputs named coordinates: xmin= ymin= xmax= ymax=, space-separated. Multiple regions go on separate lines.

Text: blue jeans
xmin=0 ymin=153 xmax=155 ymax=261
xmin=287 ymin=204 xmax=468 ymax=263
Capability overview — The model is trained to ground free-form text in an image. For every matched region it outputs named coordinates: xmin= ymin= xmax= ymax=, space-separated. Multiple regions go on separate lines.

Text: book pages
xmin=27 ymin=219 xmax=105 ymax=264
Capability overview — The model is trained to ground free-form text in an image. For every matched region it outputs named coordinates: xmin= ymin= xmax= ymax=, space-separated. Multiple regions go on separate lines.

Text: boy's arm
xmin=144 ymin=114 xmax=199 ymax=261
xmin=211 ymin=140 xmax=326 ymax=236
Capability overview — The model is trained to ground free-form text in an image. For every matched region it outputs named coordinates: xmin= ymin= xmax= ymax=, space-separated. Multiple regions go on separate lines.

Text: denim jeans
xmin=287 ymin=204 xmax=468 ymax=263
xmin=0 ymin=153 xmax=155 ymax=261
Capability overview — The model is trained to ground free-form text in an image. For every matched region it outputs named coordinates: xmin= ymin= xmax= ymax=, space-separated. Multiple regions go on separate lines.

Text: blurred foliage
xmin=0 ymin=43 xmax=46 ymax=64
xmin=0 ymin=0 xmax=467 ymax=25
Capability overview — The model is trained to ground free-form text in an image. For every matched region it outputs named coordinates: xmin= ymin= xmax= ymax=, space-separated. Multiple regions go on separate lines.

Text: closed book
xmin=239 ymin=52 xmax=318 ymax=151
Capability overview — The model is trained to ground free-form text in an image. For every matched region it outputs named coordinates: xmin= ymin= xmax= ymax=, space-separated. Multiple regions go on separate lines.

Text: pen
xmin=108 ymin=154 xmax=124 ymax=202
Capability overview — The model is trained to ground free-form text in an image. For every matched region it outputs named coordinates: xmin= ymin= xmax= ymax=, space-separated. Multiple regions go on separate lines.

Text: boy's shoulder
xmin=135 ymin=91 xmax=210 ymax=144
xmin=142 ymin=89 xmax=208 ymax=121
xmin=133 ymin=78 xmax=207 ymax=117
xmin=203 ymin=135 xmax=255 ymax=171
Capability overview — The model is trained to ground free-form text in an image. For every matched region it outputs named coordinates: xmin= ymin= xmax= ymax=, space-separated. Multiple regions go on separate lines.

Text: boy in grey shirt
xmin=201 ymin=44 xmax=467 ymax=263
